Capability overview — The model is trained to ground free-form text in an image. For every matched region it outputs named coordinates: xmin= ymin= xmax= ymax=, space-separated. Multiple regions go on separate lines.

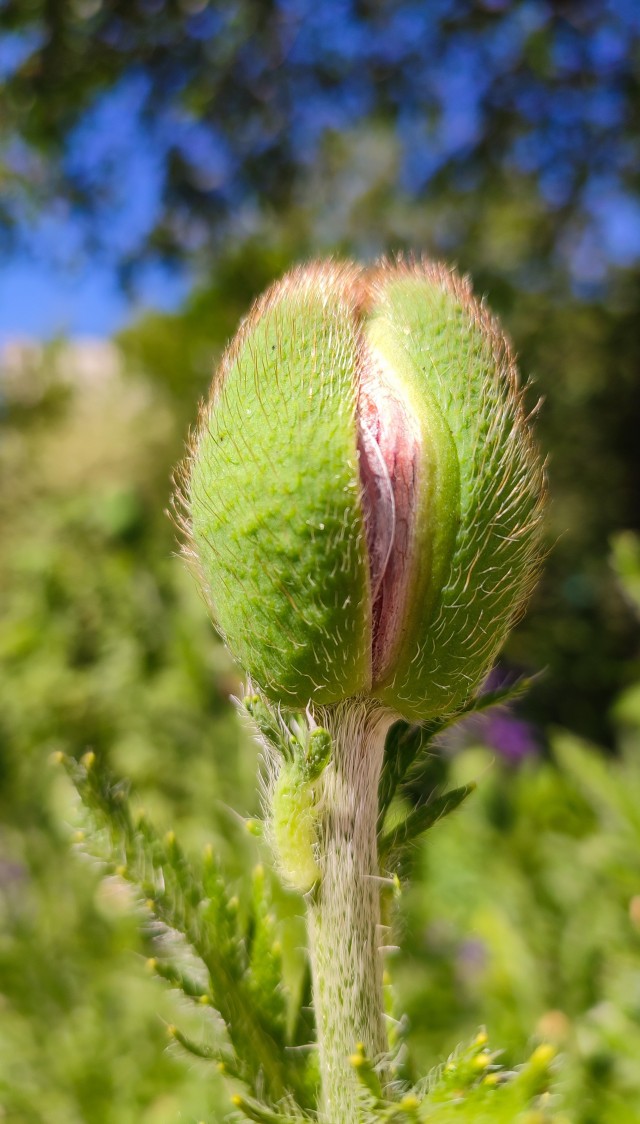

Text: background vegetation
xmin=1 ymin=1 xmax=640 ymax=1119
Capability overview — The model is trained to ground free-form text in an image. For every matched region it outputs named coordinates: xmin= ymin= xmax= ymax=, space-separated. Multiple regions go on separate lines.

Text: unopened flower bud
xmin=183 ymin=259 xmax=545 ymax=721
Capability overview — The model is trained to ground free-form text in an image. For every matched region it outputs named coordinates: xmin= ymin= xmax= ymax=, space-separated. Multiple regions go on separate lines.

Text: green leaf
xmin=245 ymin=865 xmax=288 ymax=1043
xmin=451 ymin=675 xmax=534 ymax=721
xmin=148 ymin=956 xmax=211 ymax=1004
xmin=244 ymin=694 xmax=294 ymax=761
xmin=378 ymin=677 xmax=532 ymax=828
xmin=611 ymin=530 xmax=640 ymax=616
xmin=379 ymin=783 xmax=476 ymax=866
xmin=553 ymin=731 xmax=640 ymax=842
xmin=61 ymin=751 xmax=315 ymax=1112
xmin=290 ymin=961 xmax=315 ymax=1049
xmin=231 ymin=1093 xmax=308 ymax=1122
xmin=378 ymin=721 xmax=441 ymax=827
xmin=166 ymin=1023 xmax=219 ymax=1062
xmin=350 ymin=1042 xmax=384 ymax=1102
xmin=349 ymin=1032 xmax=559 ymax=1121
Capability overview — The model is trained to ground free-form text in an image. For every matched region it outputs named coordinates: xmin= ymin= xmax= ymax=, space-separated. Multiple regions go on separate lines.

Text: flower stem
xmin=307 ymin=702 xmax=394 ymax=1123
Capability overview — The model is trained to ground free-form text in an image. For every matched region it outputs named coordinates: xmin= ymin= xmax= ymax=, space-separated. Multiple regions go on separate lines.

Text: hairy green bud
xmin=182 ymin=258 xmax=545 ymax=721
xmin=271 ymin=759 xmax=323 ymax=894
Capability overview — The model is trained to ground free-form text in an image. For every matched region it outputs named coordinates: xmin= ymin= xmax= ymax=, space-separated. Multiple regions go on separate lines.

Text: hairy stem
xmin=307 ymin=702 xmax=394 ymax=1123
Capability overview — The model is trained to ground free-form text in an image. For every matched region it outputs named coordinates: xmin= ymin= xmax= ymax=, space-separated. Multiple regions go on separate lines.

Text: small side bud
xmin=271 ymin=761 xmax=321 ymax=893
xmin=529 ymin=1043 xmax=556 ymax=1070
xmin=473 ymin=1051 xmax=491 ymax=1070
xmin=305 ymin=728 xmax=332 ymax=779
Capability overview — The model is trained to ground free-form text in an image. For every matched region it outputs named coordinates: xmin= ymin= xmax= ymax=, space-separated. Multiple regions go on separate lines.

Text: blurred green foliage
xmin=1 ymin=3 xmax=640 ymax=1118
xmin=0 ymin=348 xmax=258 ymax=1121
xmin=2 ymin=0 xmax=638 ymax=291
xmin=2 ymin=309 xmax=640 ymax=1120
xmin=396 ymin=727 xmax=640 ymax=1122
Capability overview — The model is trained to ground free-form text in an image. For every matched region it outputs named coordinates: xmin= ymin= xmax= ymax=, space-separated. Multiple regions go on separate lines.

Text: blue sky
xmin=0 ymin=68 xmax=188 ymax=344
xmin=0 ymin=253 xmax=187 ymax=343
xmin=2 ymin=0 xmax=639 ymax=343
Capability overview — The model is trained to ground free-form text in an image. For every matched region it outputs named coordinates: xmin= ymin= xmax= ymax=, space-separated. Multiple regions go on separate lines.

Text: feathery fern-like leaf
xmin=61 ymin=751 xmax=316 ymax=1111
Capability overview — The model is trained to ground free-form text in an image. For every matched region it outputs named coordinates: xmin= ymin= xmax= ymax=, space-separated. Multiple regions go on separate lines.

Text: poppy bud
xmin=184 ymin=259 xmax=545 ymax=722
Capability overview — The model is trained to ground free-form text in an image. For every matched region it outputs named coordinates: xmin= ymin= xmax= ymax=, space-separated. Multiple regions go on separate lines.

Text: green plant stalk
xmin=184 ymin=258 xmax=547 ymax=1118
xmin=306 ymin=702 xmax=394 ymax=1122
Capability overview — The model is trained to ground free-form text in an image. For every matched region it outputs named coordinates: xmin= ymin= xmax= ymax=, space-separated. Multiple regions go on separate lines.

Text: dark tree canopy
xmin=2 ymin=0 xmax=640 ymax=740
xmin=1 ymin=0 xmax=638 ymax=290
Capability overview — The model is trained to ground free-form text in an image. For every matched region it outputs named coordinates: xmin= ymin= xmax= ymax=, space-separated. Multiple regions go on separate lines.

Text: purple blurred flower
xmin=456 ymin=936 xmax=488 ymax=992
xmin=0 ymin=858 xmax=27 ymax=889
xmin=447 ymin=664 xmax=541 ymax=764
xmin=482 ymin=711 xmax=540 ymax=763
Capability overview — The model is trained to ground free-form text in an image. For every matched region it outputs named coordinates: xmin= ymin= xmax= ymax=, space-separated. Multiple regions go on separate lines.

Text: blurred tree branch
xmin=0 ymin=0 xmax=638 ymax=287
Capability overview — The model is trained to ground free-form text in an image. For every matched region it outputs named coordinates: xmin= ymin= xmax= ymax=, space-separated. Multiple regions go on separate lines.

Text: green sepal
xmin=368 ymin=269 xmax=545 ymax=721
xmin=190 ymin=268 xmax=372 ymax=707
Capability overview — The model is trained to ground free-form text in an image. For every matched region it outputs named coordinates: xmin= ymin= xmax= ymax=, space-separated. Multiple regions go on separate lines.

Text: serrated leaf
xmin=232 ymin=1093 xmax=308 ymax=1122
xmin=378 ymin=721 xmax=441 ymax=827
xmin=244 ymin=693 xmax=294 ymax=761
xmin=245 ymin=866 xmax=287 ymax=1043
xmin=290 ymin=961 xmax=315 ymax=1049
xmin=380 ymin=783 xmax=476 ymax=864
xmin=61 ymin=751 xmax=313 ymax=1111
xmin=150 ymin=957 xmax=210 ymax=1003
xmin=167 ymin=1023 xmax=219 ymax=1062
xmin=378 ymin=677 xmax=532 ymax=828
xmin=453 ymin=675 xmax=534 ymax=721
